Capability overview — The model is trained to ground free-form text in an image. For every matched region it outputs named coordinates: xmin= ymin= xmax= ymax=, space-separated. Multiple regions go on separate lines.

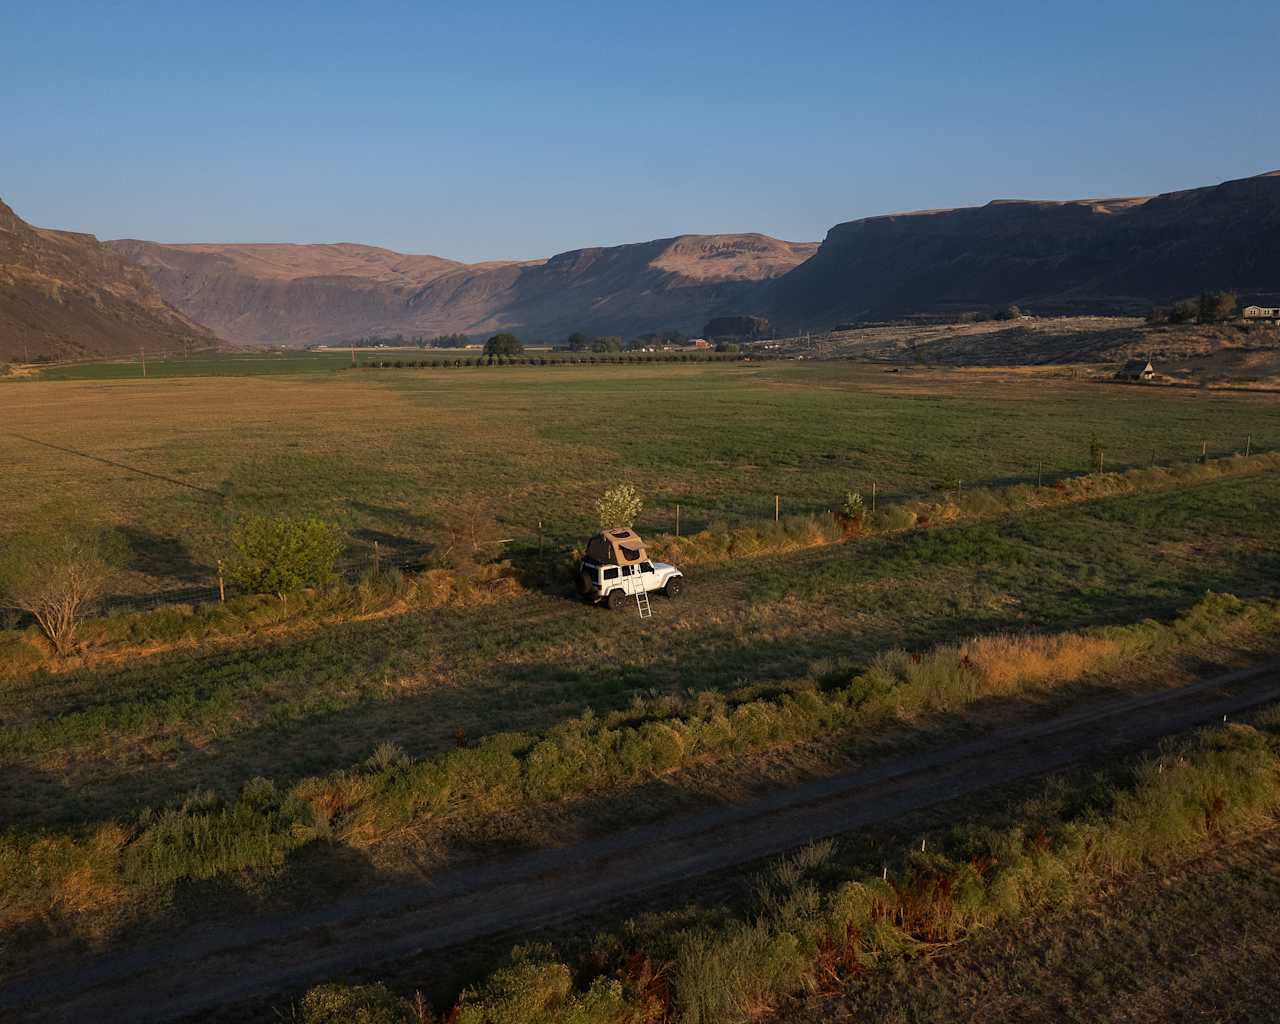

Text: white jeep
xmin=576 ymin=556 xmax=684 ymax=609
xmin=575 ymin=528 xmax=684 ymax=610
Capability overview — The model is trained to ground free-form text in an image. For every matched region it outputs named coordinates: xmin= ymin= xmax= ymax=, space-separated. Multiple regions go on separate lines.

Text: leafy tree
xmin=992 ymin=304 xmax=1023 ymax=321
xmin=226 ymin=515 xmax=343 ymax=596
xmin=566 ymin=332 xmax=591 ymax=352
xmin=484 ymin=333 xmax=524 ymax=356
xmin=1198 ymin=291 xmax=1237 ymax=323
xmin=590 ymin=336 xmax=623 ymax=353
xmin=0 ymin=525 xmax=125 ymax=655
xmin=595 ymin=484 xmax=643 ymax=530
xmin=1169 ymin=299 xmax=1199 ymax=324
xmin=714 ymin=341 xmax=740 ymax=353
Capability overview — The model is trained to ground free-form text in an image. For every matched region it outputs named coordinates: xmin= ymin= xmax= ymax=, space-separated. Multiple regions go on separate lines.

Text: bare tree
xmin=427 ymin=498 xmax=506 ymax=574
xmin=0 ymin=527 xmax=122 ymax=655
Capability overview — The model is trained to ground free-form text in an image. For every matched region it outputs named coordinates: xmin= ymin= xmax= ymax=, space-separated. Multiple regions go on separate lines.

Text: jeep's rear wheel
xmin=606 ymin=589 xmax=626 ymax=611
xmin=664 ymin=576 xmax=684 ymax=598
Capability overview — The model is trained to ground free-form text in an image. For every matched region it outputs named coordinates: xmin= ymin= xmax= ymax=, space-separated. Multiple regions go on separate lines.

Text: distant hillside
xmin=761 ymin=171 xmax=1280 ymax=328
xmin=0 ymin=199 xmax=217 ymax=362
xmin=110 ymin=234 xmax=818 ymax=345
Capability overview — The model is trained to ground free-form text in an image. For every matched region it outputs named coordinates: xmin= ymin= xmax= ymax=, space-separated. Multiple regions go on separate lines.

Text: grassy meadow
xmin=5 ymin=360 xmax=1278 ymax=598
xmin=3 ymin=358 xmax=1280 ymax=1000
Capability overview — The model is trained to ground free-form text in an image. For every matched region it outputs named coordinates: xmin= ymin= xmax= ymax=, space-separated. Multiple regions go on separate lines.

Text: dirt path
xmin=4 ymin=661 xmax=1279 ymax=1023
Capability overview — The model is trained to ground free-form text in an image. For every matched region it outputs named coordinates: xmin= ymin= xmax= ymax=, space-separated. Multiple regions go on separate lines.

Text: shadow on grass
xmin=117 ymin=526 xmax=209 ymax=585
xmin=7 ymin=481 xmax=1280 ymax=831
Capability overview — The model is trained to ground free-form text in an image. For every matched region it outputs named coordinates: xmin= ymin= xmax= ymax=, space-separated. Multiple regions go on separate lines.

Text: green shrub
xmin=453 ymin=945 xmax=646 ymax=1024
xmin=226 ymin=514 xmax=343 ymax=596
xmin=840 ymin=491 xmax=864 ymax=521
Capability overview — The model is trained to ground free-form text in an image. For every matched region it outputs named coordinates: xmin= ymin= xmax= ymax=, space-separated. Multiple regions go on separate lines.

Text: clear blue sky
xmin=5 ymin=1 xmax=1277 ymax=262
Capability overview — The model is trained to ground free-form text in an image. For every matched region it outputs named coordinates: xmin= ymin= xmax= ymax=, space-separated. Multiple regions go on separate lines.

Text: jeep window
xmin=640 ymin=561 xmax=653 ymax=572
xmin=603 ymin=567 xmax=619 ymax=581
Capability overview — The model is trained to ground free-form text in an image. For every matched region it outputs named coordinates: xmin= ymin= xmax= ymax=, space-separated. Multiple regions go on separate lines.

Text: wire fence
xmin=63 ymin=433 xmax=1273 ymax=621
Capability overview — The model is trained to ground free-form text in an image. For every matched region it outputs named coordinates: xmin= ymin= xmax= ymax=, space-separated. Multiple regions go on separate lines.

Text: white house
xmin=1243 ymin=305 xmax=1280 ymax=320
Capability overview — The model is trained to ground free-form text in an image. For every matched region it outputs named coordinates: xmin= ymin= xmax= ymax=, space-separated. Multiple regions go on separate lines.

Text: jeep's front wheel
xmin=606 ymin=589 xmax=626 ymax=611
xmin=664 ymin=577 xmax=684 ymax=598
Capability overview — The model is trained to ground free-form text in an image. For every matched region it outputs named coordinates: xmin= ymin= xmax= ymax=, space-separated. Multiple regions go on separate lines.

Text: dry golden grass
xmin=961 ymin=631 xmax=1123 ymax=693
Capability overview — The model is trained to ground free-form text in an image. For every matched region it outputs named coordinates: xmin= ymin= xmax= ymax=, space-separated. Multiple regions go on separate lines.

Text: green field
xmin=33 ymin=350 xmax=359 ymax=379
xmin=6 ymin=362 xmax=1277 ymax=598
xmin=4 ymin=360 xmax=1280 ymax=1012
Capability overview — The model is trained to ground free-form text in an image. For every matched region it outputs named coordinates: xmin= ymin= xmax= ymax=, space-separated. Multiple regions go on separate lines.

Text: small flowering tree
xmin=595 ymin=484 xmax=643 ymax=530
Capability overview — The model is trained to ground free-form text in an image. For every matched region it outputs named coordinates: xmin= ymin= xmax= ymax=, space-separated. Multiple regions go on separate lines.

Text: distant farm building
xmin=685 ymin=338 xmax=711 ymax=349
xmin=1116 ymin=357 xmax=1155 ymax=381
xmin=1242 ymin=305 xmax=1280 ymax=320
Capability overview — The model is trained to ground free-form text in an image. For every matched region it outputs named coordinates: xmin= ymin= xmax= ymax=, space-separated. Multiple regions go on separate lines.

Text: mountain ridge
xmin=0 ymin=199 xmax=217 ymax=362
xmin=107 ymin=233 xmax=818 ymax=344
xmin=761 ymin=170 xmax=1280 ymax=327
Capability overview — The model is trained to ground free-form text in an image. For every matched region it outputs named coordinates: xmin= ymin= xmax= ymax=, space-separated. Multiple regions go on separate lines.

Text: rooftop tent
xmin=585 ymin=528 xmax=648 ymax=566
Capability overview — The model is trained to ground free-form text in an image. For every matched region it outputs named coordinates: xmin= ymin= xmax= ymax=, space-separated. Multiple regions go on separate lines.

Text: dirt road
xmin=4 ymin=661 xmax=1279 ymax=1023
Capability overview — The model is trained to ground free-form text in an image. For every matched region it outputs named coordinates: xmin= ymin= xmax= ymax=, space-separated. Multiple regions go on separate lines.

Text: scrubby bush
xmin=453 ymin=945 xmax=645 ymax=1024
xmin=295 ymin=983 xmax=416 ymax=1024
xmin=595 ymin=484 xmax=643 ymax=530
xmin=840 ymin=491 xmax=864 ymax=522
xmin=225 ymin=514 xmax=343 ymax=597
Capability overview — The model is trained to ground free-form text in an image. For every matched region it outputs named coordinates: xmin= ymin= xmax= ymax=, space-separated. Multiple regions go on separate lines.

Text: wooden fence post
xmin=1201 ymin=439 xmax=1207 ymax=463
xmin=871 ymin=480 xmax=877 ymax=514
xmin=774 ymin=494 xmax=780 ymax=522
xmin=1246 ymin=434 xmax=1252 ymax=457
xmin=675 ymin=504 xmax=681 ymax=537
xmin=373 ymin=541 xmax=381 ymax=578
xmin=217 ymin=560 xmax=225 ymax=603
xmin=1037 ymin=460 xmax=1043 ymax=487
xmin=538 ymin=520 xmax=543 ymax=557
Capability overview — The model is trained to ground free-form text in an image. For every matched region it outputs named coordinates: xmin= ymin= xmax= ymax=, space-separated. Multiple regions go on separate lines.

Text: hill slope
xmin=761 ymin=170 xmax=1280 ymax=327
xmin=0 ymin=199 xmax=217 ymax=362
xmin=110 ymin=234 xmax=818 ymax=345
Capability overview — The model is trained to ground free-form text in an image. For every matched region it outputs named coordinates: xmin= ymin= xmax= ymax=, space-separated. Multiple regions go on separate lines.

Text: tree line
xmin=1148 ymin=291 xmax=1238 ymax=324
